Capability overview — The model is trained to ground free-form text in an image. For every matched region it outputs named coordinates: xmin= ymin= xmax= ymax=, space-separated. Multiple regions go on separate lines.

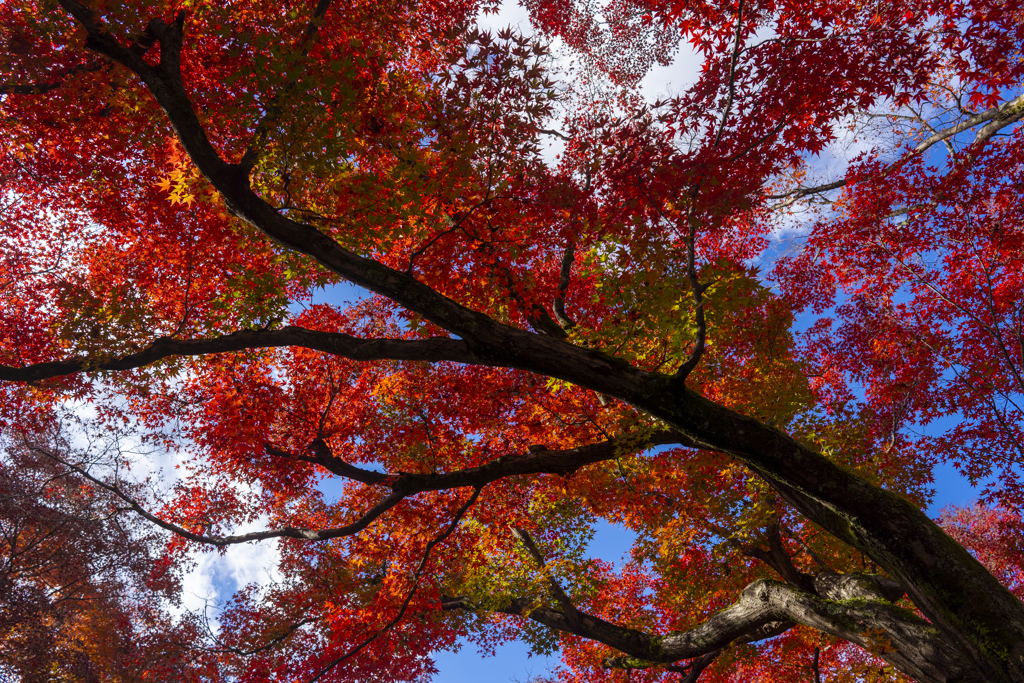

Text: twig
xmin=510 ymin=525 xmax=582 ymax=626
xmin=28 ymin=441 xmax=405 ymax=546
xmin=306 ymin=486 xmax=483 ymax=682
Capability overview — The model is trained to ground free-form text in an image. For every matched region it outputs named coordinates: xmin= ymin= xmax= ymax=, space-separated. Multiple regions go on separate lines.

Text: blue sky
xmin=427 ymin=472 xmax=980 ymax=683
xmin=430 ymin=520 xmax=637 ymax=682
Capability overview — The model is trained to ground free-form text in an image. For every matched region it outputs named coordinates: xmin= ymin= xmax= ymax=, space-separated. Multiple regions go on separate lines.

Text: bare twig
xmin=768 ymin=91 xmax=1024 ymax=209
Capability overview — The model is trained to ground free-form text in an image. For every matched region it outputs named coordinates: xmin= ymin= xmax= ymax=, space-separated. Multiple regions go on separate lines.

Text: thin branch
xmin=724 ymin=116 xmax=790 ymax=163
xmin=768 ymin=91 xmax=1024 ymax=209
xmin=453 ymin=577 xmax=945 ymax=680
xmin=316 ymin=372 xmax=341 ymax=440
xmin=27 ymin=442 xmax=405 ymax=546
xmin=711 ymin=0 xmax=746 ymax=151
xmin=674 ymin=208 xmax=709 ymax=382
xmin=537 ymin=128 xmax=571 ymax=140
xmin=666 ymin=650 xmax=721 ymax=683
xmin=239 ymin=0 xmax=335 ymax=171
xmin=306 ymin=486 xmax=482 ymax=682
xmin=510 ymin=525 xmax=582 ymax=627
xmin=766 ymin=179 xmax=847 ymax=209
xmin=269 ymin=430 xmax=691 ymax=493
xmin=211 ymin=617 xmax=319 ymax=657
xmin=780 ymin=525 xmax=831 ymax=571
xmin=0 ymin=62 xmax=103 ymax=95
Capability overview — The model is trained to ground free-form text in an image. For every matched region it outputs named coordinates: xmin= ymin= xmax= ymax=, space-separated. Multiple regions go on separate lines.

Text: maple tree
xmin=1 ymin=0 xmax=1023 ymax=679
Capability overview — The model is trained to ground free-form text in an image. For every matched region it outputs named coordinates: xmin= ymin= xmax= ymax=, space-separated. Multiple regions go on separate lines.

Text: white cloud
xmin=639 ymin=45 xmax=702 ymax=102
xmin=475 ymin=0 xmax=531 ymax=32
xmin=177 ymin=519 xmax=284 ymax=632
xmin=59 ymin=397 xmax=285 ymax=632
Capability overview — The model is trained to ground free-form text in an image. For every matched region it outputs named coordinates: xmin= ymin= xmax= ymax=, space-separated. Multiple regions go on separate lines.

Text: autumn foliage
xmin=1 ymin=0 xmax=1024 ymax=680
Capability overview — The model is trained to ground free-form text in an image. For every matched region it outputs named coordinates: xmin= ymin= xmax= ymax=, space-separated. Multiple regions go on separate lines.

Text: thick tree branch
xmin=452 ymin=578 xmax=963 ymax=682
xmin=0 ymin=326 xmax=475 ymax=383
xmin=725 ymin=521 xmax=816 ymax=593
xmin=47 ymin=5 xmax=1024 ymax=676
xmin=812 ymin=571 xmax=905 ymax=603
xmin=925 ymin=92 xmax=1024 ymax=154
xmin=448 ymin=580 xmax=791 ymax=666
xmin=268 ymin=430 xmax=690 ymax=492
xmin=56 ymin=0 xmax=624 ymax=376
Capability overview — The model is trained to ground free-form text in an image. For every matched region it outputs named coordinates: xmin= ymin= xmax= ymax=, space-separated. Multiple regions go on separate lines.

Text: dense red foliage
xmin=1 ymin=0 xmax=1023 ymax=679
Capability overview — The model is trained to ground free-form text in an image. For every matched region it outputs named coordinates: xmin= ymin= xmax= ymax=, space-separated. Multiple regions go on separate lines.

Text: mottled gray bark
xmin=446 ymin=572 xmax=976 ymax=683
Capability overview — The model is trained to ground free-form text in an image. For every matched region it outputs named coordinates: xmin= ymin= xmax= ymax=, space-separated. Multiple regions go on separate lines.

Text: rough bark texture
xmin=447 ymin=573 xmax=977 ymax=683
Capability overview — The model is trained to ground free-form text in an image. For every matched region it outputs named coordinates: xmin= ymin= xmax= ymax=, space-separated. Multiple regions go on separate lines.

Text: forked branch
xmin=447 ymin=576 xmax=957 ymax=682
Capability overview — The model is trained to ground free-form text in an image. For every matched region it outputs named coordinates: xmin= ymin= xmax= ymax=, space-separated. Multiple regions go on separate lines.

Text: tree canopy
xmin=1 ymin=0 xmax=1024 ymax=680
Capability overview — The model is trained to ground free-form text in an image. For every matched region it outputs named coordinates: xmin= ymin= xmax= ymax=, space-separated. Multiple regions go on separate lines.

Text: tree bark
xmin=447 ymin=574 xmax=980 ymax=683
